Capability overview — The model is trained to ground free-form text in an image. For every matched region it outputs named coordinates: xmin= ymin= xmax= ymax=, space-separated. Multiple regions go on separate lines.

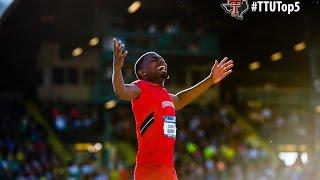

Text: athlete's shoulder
xmin=131 ymin=80 xmax=150 ymax=102
xmin=132 ymin=79 xmax=149 ymax=87
xmin=132 ymin=79 xmax=142 ymax=84
xmin=131 ymin=80 xmax=150 ymax=95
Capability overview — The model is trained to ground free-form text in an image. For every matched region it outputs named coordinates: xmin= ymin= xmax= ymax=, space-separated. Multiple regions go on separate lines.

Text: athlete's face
xmin=140 ymin=52 xmax=168 ymax=84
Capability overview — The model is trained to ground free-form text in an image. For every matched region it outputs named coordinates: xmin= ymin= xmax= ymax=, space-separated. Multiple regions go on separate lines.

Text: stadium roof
xmin=0 ymin=0 xmax=319 ymax=94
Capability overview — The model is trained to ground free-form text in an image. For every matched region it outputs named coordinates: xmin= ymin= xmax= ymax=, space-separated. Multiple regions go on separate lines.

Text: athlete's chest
xmin=148 ymin=87 xmax=174 ymax=111
xmin=146 ymin=86 xmax=177 ymax=138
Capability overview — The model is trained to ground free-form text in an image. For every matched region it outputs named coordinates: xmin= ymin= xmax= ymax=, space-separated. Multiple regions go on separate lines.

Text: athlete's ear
xmin=138 ymin=70 xmax=145 ymax=79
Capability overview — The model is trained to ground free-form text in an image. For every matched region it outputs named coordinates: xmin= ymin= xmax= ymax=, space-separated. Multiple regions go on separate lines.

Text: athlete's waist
xmin=136 ymin=160 xmax=174 ymax=168
xmin=135 ymin=163 xmax=175 ymax=170
xmin=137 ymin=145 xmax=175 ymax=156
xmin=136 ymin=150 xmax=174 ymax=167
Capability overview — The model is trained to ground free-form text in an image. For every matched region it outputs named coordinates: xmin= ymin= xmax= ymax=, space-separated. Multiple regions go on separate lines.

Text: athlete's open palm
xmin=113 ymin=38 xmax=128 ymax=70
xmin=210 ymin=57 xmax=233 ymax=84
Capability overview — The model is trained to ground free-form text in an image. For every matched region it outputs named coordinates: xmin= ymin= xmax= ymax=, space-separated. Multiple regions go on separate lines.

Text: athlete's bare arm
xmin=112 ymin=38 xmax=141 ymax=100
xmin=170 ymin=57 xmax=233 ymax=110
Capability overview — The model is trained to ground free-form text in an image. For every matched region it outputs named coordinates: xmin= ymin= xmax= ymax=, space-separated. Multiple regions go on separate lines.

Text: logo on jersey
xmin=162 ymin=101 xmax=175 ymax=108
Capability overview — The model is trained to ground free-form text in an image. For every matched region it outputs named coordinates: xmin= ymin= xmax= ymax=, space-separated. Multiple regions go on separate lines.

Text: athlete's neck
xmin=144 ymin=79 xmax=165 ymax=87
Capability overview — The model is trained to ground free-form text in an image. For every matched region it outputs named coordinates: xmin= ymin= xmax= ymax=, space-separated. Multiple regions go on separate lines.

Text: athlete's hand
xmin=113 ymin=38 xmax=128 ymax=71
xmin=209 ymin=57 xmax=233 ymax=84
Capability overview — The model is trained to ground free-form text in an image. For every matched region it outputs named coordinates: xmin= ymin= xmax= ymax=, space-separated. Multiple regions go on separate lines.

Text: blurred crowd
xmin=0 ymin=112 xmax=62 ymax=179
xmin=0 ymin=99 xmax=317 ymax=179
xmin=40 ymin=100 xmax=102 ymax=136
xmin=107 ymin=102 xmax=317 ymax=180
xmin=241 ymin=100 xmax=310 ymax=144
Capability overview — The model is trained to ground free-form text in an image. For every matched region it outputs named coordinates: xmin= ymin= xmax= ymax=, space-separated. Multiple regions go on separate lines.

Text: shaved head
xmin=133 ymin=52 xmax=168 ymax=85
xmin=134 ymin=52 xmax=161 ymax=79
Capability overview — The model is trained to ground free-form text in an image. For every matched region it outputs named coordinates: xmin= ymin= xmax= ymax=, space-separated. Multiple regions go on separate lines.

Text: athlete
xmin=112 ymin=38 xmax=234 ymax=179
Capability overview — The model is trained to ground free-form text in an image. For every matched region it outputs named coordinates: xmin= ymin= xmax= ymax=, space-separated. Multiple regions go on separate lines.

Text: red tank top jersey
xmin=131 ymin=80 xmax=177 ymax=167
